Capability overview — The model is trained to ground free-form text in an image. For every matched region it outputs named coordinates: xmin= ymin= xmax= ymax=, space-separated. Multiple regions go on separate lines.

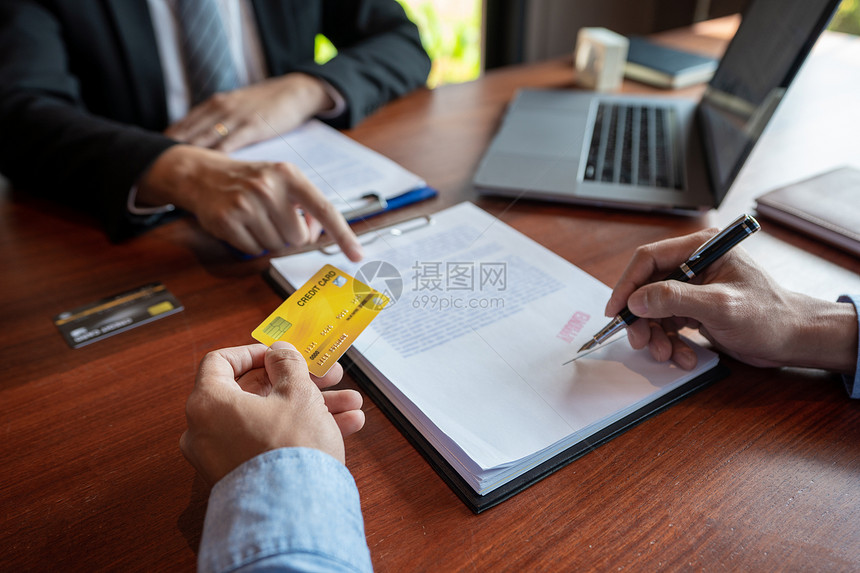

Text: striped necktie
xmin=176 ymin=0 xmax=240 ymax=105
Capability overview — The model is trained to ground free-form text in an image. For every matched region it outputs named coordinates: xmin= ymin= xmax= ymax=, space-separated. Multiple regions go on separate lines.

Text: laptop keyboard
xmin=584 ymin=103 xmax=683 ymax=190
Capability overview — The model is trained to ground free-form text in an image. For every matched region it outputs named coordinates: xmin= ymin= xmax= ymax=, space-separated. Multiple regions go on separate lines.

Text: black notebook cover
xmin=344 ymin=352 xmax=728 ymax=513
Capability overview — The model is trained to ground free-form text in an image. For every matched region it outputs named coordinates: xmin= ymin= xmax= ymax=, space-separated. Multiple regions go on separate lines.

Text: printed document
xmin=231 ymin=119 xmax=425 ymax=213
xmin=268 ymin=202 xmax=719 ymax=495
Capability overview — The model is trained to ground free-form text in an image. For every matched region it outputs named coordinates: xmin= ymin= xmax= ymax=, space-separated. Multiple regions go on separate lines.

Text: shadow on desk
xmin=694 ymin=357 xmax=849 ymax=407
xmin=177 ymin=475 xmax=210 ymax=556
xmin=684 ymin=357 xmax=860 ymax=452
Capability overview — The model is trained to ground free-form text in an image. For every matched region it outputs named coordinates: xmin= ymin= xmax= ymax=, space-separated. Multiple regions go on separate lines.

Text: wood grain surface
xmin=2 ymin=17 xmax=859 ymax=571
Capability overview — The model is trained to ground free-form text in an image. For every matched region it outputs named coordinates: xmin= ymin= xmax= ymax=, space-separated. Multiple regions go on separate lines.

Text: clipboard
xmin=341 ymin=186 xmax=438 ymax=223
xmin=318 ymin=213 xmax=434 ymax=254
xmin=263 ymin=264 xmax=727 ymax=513
xmin=263 ymin=202 xmax=728 ymax=513
xmin=225 ymin=187 xmax=437 ymax=260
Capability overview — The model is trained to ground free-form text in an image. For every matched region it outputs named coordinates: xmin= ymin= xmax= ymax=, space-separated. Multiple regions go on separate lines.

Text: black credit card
xmin=53 ymin=282 xmax=184 ymax=348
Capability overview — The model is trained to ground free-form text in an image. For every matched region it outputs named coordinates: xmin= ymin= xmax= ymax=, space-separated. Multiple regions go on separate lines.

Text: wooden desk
xmin=2 ymin=18 xmax=859 ymax=570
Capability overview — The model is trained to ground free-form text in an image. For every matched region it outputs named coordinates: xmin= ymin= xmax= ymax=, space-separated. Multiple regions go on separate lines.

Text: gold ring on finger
xmin=213 ymin=122 xmax=230 ymax=137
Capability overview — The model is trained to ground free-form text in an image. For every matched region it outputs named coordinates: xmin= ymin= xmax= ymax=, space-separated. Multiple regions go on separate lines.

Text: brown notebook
xmin=755 ymin=166 xmax=860 ymax=257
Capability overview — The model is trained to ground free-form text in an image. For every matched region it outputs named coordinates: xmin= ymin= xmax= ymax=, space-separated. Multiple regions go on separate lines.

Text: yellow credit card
xmin=252 ymin=264 xmax=389 ymax=376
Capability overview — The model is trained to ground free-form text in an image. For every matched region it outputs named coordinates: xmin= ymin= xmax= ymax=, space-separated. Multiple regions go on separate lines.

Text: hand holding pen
xmin=571 ymin=215 xmax=779 ymax=368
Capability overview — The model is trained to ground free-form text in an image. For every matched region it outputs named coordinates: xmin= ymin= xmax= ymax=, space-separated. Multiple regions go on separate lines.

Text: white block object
xmin=574 ymin=27 xmax=629 ymax=92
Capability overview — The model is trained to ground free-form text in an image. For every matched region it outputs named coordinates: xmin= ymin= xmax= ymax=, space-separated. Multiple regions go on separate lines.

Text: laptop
xmin=472 ymin=0 xmax=841 ymax=214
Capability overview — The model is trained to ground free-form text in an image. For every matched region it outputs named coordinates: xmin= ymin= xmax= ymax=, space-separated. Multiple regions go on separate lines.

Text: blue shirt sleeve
xmin=837 ymin=295 xmax=860 ymax=399
xmin=198 ymin=448 xmax=373 ymax=573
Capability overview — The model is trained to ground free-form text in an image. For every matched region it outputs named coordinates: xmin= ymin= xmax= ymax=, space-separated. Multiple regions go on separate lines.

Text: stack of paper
xmin=267 ymin=203 xmax=719 ymax=509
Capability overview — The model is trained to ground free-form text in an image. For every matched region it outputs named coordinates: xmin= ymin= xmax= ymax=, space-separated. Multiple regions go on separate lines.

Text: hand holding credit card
xmin=252 ymin=265 xmax=389 ymax=376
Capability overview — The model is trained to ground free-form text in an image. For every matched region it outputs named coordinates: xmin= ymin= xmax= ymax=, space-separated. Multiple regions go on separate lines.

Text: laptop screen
xmin=698 ymin=0 xmax=841 ymax=204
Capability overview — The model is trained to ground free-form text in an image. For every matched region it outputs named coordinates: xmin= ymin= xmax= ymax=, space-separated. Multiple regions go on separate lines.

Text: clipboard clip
xmin=319 ymin=214 xmax=434 ymax=255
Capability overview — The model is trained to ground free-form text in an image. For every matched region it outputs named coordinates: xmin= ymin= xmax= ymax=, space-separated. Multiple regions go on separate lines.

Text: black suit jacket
xmin=0 ymin=0 xmax=430 ymax=239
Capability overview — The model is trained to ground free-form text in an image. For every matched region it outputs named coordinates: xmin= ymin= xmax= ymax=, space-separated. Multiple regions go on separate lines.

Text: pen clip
xmin=687 ymin=214 xmax=755 ymax=261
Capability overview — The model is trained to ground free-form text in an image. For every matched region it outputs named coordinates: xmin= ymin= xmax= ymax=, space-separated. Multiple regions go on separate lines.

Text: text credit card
xmin=252 ymin=264 xmax=389 ymax=376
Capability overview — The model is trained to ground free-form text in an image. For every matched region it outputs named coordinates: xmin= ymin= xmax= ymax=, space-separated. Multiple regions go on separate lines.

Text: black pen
xmin=571 ymin=214 xmax=761 ymax=359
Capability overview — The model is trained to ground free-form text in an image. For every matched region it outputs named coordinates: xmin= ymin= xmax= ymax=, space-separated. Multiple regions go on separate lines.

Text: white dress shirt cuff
xmin=127 ymin=185 xmax=175 ymax=216
xmin=315 ymin=78 xmax=347 ymax=120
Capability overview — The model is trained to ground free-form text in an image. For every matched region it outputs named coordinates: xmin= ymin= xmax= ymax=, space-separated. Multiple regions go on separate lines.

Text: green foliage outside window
xmin=314 ymin=34 xmax=337 ymax=65
xmin=396 ymin=0 xmax=482 ymax=87
xmin=314 ymin=0 xmax=482 ymax=87
xmin=830 ymin=0 xmax=860 ymax=35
